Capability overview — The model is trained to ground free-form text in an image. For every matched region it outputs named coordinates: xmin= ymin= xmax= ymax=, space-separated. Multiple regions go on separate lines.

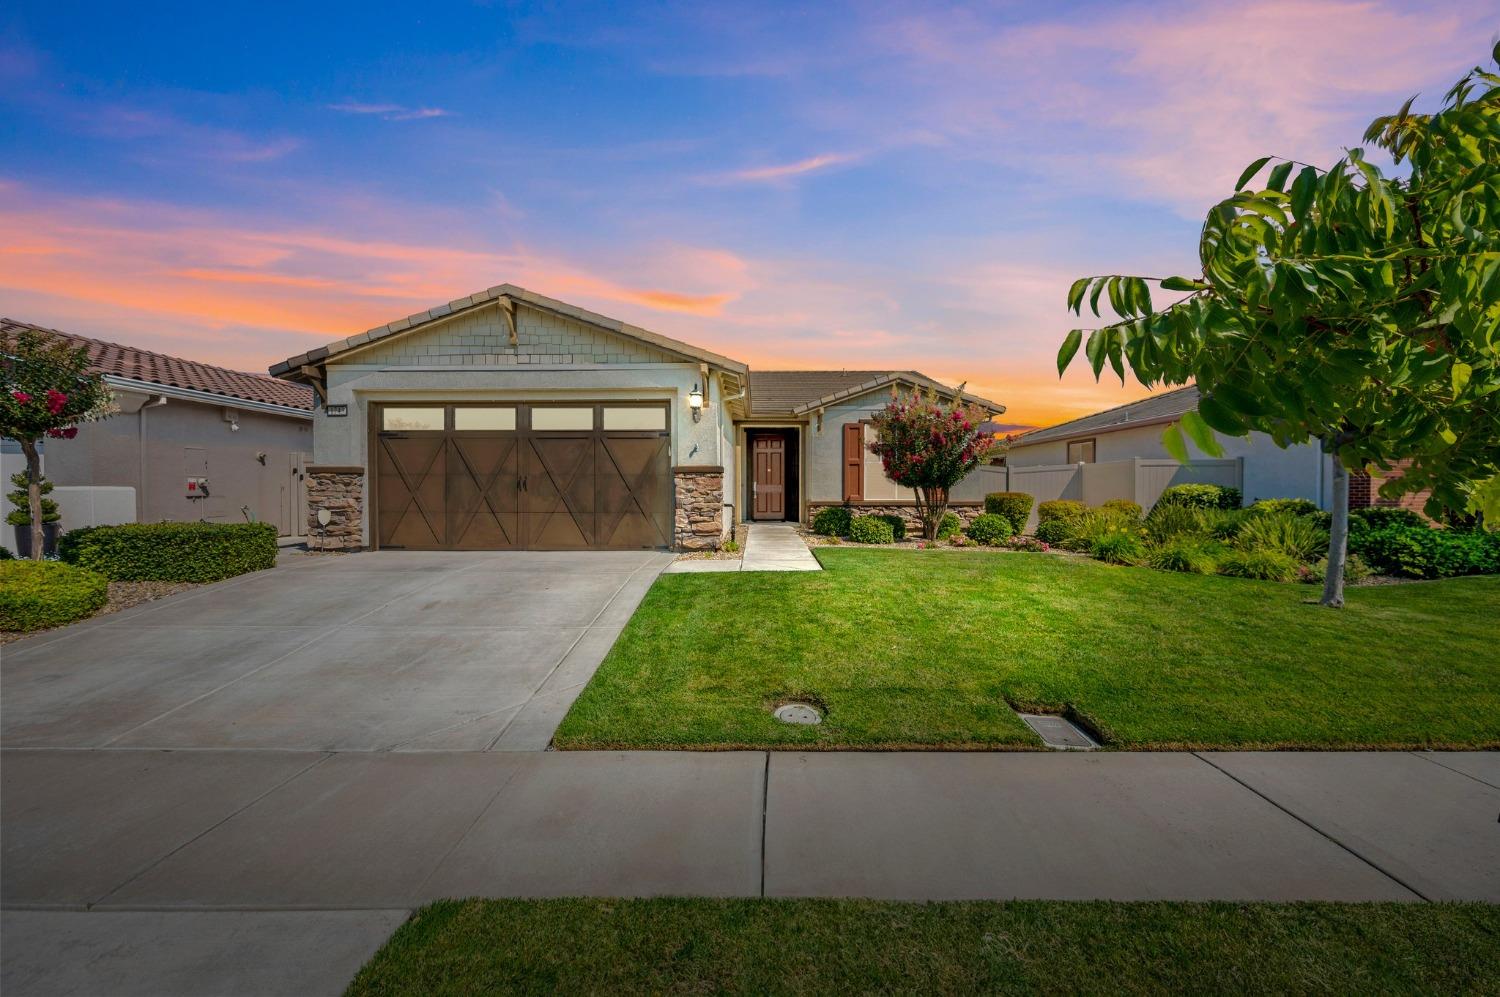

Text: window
xmin=602 ymin=406 xmax=667 ymax=431
xmin=382 ymin=408 xmax=444 ymax=431
xmin=1066 ymin=439 xmax=1096 ymax=463
xmin=530 ymin=407 xmax=594 ymax=431
xmin=454 ymin=407 xmax=516 ymax=431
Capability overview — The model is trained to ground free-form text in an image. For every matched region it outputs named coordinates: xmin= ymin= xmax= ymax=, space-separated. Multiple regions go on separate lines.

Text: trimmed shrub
xmin=984 ymin=492 xmax=1034 ymax=529
xmin=1101 ymin=498 xmax=1143 ymax=518
xmin=935 ymin=512 xmax=962 ymax=540
xmin=69 ymin=522 xmax=278 ymax=582
xmin=1156 ymin=483 xmax=1241 ymax=510
xmin=1034 ymin=519 xmax=1073 ymax=545
xmin=0 ymin=561 xmax=109 ymax=632
xmin=966 ymin=513 xmax=1013 ymax=546
xmin=878 ymin=514 xmax=908 ymax=542
xmin=1090 ymin=527 xmax=1146 ymax=565
xmin=56 ymin=525 xmax=103 ymax=565
xmin=1351 ymin=506 xmax=1424 ymax=530
xmin=1036 ymin=499 xmax=1086 ymax=523
xmin=1235 ymin=511 xmax=1329 ymax=562
xmin=1250 ymin=497 xmax=1320 ymax=517
xmin=1218 ymin=549 xmax=1299 ymax=582
xmin=848 ymin=515 xmax=895 ymax=545
xmin=1351 ymin=525 xmax=1500 ymax=579
xmin=1298 ymin=554 xmax=1372 ymax=585
xmin=1148 ymin=537 xmax=1221 ymax=574
xmin=810 ymin=506 xmax=852 ymax=537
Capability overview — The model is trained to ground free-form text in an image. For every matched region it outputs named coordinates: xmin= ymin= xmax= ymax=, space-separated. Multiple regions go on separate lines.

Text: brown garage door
xmin=374 ymin=402 xmax=673 ymax=550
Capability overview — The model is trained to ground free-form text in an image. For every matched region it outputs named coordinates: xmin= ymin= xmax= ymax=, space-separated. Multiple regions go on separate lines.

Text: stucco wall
xmin=1007 ymin=424 xmax=1332 ymax=507
xmin=30 ymin=398 xmax=312 ymax=534
xmin=806 ymin=394 xmax=992 ymax=505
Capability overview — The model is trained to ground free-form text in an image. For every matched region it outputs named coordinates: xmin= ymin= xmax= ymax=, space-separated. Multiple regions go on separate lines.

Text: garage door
xmin=374 ymin=402 xmax=673 ymax=550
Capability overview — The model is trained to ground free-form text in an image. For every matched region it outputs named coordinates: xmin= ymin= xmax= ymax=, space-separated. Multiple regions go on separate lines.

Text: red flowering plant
xmin=866 ymin=387 xmax=997 ymax=541
xmin=1 ymin=328 xmax=112 ymax=559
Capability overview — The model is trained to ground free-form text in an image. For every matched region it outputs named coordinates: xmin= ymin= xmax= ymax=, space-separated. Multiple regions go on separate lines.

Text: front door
xmin=752 ymin=435 xmax=785 ymax=520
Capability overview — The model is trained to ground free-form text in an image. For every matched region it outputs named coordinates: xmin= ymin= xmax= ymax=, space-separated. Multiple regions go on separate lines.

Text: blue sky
xmin=1 ymin=1 xmax=1490 ymax=424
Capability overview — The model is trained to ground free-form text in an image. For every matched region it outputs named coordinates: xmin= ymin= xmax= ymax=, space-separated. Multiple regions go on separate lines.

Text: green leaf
xmin=1452 ymin=361 xmax=1472 ymax=396
xmin=1085 ymin=328 xmax=1108 ymax=377
xmin=1290 ymin=166 xmax=1318 ymax=220
xmin=1161 ymin=423 xmax=1190 ymax=463
xmin=1088 ymin=278 xmax=1107 ymax=317
xmin=1235 ymin=156 xmax=1272 ymax=192
xmin=1067 ymin=277 xmax=1090 ymax=314
xmin=1267 ymin=161 xmax=1293 ymax=192
xmin=1180 ymin=409 xmax=1226 ymax=457
xmin=1198 ymin=392 xmax=1252 ymax=433
xmin=1160 ymin=276 xmax=1207 ymax=292
xmin=1057 ymin=329 xmax=1083 ymax=376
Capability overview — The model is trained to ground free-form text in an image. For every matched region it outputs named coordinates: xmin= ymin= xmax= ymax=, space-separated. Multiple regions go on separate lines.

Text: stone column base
xmin=674 ymin=466 xmax=725 ymax=551
xmin=307 ymin=465 xmax=365 ymax=551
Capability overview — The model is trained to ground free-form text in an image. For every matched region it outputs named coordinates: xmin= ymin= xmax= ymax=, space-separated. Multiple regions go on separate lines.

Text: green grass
xmin=346 ymin=898 xmax=1500 ymax=996
xmin=554 ymin=549 xmax=1500 ymax=750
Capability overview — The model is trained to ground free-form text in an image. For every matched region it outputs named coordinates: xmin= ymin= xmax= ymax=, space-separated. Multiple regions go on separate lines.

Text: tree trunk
xmin=915 ymin=485 xmax=949 ymax=540
xmin=1321 ymin=456 xmax=1349 ymax=608
xmin=20 ymin=439 xmax=43 ymax=562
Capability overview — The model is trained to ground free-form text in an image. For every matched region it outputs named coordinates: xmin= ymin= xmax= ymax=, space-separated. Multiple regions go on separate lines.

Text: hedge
xmin=966 ymin=513 xmax=1013 ymax=546
xmin=984 ymin=492 xmax=1034 ymax=528
xmin=0 ymin=561 xmax=109 ymax=632
xmin=1156 ymin=484 xmax=1242 ymax=510
xmin=811 ymin=506 xmax=852 ymax=537
xmin=1350 ymin=525 xmax=1500 ymax=579
xmin=1036 ymin=499 xmax=1086 ymax=523
xmin=848 ymin=515 xmax=895 ymax=545
xmin=63 ymin=522 xmax=279 ymax=582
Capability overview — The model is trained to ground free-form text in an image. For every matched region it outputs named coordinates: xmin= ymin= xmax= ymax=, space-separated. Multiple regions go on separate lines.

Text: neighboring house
xmin=1003 ymin=384 xmax=1431 ymax=526
xmin=270 ymin=284 xmax=1004 ymax=552
xmin=1 ymin=319 xmax=315 ymax=547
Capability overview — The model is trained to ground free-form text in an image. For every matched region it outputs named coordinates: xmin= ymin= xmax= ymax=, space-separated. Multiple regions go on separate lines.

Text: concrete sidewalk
xmin=4 ymin=748 xmax=1497 ymax=994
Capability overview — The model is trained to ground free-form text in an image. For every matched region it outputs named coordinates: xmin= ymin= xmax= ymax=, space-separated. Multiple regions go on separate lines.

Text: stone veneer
xmin=807 ymin=501 xmax=986 ymax=535
xmin=307 ymin=466 xmax=365 ymax=551
xmin=674 ymin=467 xmax=725 ymax=551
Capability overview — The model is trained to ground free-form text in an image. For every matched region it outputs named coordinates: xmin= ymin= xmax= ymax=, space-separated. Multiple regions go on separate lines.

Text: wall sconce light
xmin=688 ymin=383 xmax=704 ymax=422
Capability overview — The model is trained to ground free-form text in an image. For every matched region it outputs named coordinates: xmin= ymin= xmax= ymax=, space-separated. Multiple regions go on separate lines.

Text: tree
xmin=1057 ymin=45 xmax=1500 ymax=607
xmin=867 ymin=389 xmax=996 ymax=540
xmin=0 ymin=329 xmax=112 ymax=559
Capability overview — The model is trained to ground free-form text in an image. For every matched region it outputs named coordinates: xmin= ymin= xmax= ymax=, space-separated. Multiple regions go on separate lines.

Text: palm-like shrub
xmin=1235 ymin=512 xmax=1329 ymax=562
xmin=1062 ymin=509 xmax=1140 ymax=552
xmin=1148 ymin=538 xmax=1221 ymax=574
xmin=1197 ymin=508 xmax=1249 ymax=540
xmin=1218 ymin=549 xmax=1299 ymax=582
xmin=1144 ymin=503 xmax=1208 ymax=543
xmin=1090 ymin=526 xmax=1146 ymax=564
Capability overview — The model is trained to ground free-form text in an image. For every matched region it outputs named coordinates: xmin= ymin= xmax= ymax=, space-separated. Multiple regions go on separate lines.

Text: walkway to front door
xmin=664 ymin=524 xmax=821 ymax=573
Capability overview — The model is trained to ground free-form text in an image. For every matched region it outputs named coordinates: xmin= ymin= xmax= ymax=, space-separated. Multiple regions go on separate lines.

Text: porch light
xmin=688 ymin=383 xmax=704 ymax=421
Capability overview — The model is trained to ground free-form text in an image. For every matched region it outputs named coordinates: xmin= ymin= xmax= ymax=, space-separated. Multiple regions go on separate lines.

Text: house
xmin=269 ymin=284 xmax=1004 ymax=551
xmin=1 ymin=319 xmax=315 ymax=547
xmin=1002 ymin=384 xmax=1428 ymax=525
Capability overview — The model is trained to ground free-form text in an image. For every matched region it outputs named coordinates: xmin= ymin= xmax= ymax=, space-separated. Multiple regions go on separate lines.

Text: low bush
xmin=56 ymin=525 xmax=102 ymax=565
xmin=1004 ymin=535 xmax=1049 ymax=553
xmin=966 ymin=513 xmax=1013 ymax=546
xmin=1235 ymin=511 xmax=1329 ymax=562
xmin=847 ymin=515 xmax=896 ymax=545
xmin=1156 ymin=484 xmax=1242 ymax=510
xmin=1060 ymin=509 xmax=1139 ymax=553
xmin=1144 ymin=503 xmax=1208 ymax=543
xmin=810 ymin=506 xmax=852 ymax=537
xmin=935 ymin=512 xmax=962 ymax=540
xmin=877 ymin=514 xmax=908 ymax=542
xmin=1250 ymin=498 xmax=1320 ymax=517
xmin=1217 ymin=549 xmax=1299 ymax=582
xmin=0 ymin=561 xmax=109 ymax=632
xmin=1090 ymin=526 xmax=1146 ymax=565
xmin=1034 ymin=519 xmax=1072 ymax=545
xmin=66 ymin=522 xmax=278 ymax=582
xmin=1148 ymin=537 xmax=1221 ymax=574
xmin=1101 ymin=498 xmax=1143 ymax=518
xmin=1351 ymin=506 xmax=1425 ymax=530
xmin=1036 ymin=499 xmax=1086 ymax=523
xmin=1198 ymin=508 xmax=1250 ymax=540
xmin=1351 ymin=525 xmax=1500 ymax=579
xmin=984 ymin=492 xmax=1034 ymax=529
xmin=1298 ymin=554 xmax=1372 ymax=586
xmin=0 ymin=546 xmax=11 ymax=560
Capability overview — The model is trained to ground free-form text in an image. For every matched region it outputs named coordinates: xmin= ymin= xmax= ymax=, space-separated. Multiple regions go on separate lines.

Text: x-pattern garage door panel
xmin=374 ymin=403 xmax=671 ymax=551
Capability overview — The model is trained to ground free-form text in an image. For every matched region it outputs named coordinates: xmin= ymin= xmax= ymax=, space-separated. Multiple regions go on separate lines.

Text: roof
xmin=270 ymin=283 xmax=749 ymax=379
xmin=1011 ymin=384 xmax=1198 ymax=446
xmin=1 ymin=318 xmax=314 ymax=413
xmin=748 ymin=370 xmax=1004 ymax=417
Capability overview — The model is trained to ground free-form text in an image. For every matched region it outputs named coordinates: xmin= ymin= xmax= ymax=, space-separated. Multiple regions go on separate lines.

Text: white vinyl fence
xmin=988 ymin=458 xmax=1244 ymax=531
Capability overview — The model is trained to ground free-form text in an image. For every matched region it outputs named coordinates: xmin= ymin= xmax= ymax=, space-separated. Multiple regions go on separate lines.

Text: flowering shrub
xmin=866 ymin=389 xmax=996 ymax=540
xmin=1004 ymin=535 xmax=1049 ymax=553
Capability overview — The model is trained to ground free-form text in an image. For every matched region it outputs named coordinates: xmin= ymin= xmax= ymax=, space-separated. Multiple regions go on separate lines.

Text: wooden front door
xmin=752 ymin=435 xmax=786 ymax=520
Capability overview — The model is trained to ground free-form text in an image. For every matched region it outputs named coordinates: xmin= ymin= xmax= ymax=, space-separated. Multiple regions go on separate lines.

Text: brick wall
xmin=1348 ymin=459 xmax=1432 ymax=516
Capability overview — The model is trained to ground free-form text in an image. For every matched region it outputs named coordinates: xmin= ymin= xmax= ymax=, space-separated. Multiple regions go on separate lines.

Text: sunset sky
xmin=0 ymin=1 xmax=1490 ymax=428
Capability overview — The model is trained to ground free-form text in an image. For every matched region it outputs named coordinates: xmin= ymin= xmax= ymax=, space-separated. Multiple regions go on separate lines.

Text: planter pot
xmin=12 ymin=522 xmax=60 ymax=559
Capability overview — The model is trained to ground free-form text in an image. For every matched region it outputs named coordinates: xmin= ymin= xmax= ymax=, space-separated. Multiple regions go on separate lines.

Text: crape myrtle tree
xmin=867 ymin=388 xmax=997 ymax=540
xmin=1057 ymin=45 xmax=1500 ymax=608
xmin=0 ymin=328 xmax=112 ymax=559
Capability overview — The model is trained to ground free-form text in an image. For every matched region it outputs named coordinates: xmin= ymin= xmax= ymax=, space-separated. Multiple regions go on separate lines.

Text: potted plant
xmin=6 ymin=472 xmax=61 ymax=557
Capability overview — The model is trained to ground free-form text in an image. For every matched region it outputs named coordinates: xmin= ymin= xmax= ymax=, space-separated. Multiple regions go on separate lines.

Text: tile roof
xmin=749 ymin=369 xmax=1004 ymax=416
xmin=1011 ymin=384 xmax=1198 ymax=446
xmin=1 ymin=318 xmax=314 ymax=413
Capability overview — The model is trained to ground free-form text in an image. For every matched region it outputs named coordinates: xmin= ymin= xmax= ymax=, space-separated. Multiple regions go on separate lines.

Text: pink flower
xmin=45 ymin=389 xmax=68 ymax=415
xmin=45 ymin=426 xmax=79 ymax=439
xmin=11 ymin=391 xmax=31 ymax=404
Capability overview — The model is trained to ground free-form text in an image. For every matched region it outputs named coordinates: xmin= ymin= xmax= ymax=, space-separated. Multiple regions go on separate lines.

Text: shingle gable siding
xmin=345 ymin=302 xmax=677 ymax=368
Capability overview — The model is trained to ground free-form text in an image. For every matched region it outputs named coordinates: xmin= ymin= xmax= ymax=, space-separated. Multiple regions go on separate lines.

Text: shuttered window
xmin=842 ymin=423 xmax=864 ymax=501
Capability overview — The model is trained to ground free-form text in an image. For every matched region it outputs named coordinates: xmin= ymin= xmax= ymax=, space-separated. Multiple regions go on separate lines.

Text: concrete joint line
xmin=409 ymin=760 xmax=529 ymax=898
xmin=1190 ymin=752 xmax=1432 ymax=902
xmin=1407 ymin=751 xmax=1500 ymax=791
xmin=758 ymin=752 xmax=771 ymax=898
xmin=88 ymin=752 xmax=334 ymax=908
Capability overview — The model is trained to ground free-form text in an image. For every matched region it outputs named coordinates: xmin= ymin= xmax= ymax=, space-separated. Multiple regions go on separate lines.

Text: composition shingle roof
xmin=1011 ymin=384 xmax=1198 ymax=446
xmin=2 ymin=318 xmax=314 ymax=413
xmin=749 ymin=369 xmax=1004 ymax=416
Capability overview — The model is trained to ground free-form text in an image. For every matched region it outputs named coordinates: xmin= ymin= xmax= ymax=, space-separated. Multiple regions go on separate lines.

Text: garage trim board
xmin=372 ymin=402 xmax=673 ymax=551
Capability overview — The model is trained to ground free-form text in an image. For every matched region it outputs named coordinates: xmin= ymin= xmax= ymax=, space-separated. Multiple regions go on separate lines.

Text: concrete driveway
xmin=1 ymin=549 xmax=674 ymax=753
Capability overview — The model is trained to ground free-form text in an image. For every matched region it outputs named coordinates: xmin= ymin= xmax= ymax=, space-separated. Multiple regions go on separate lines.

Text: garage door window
xmin=382 ymin=408 xmax=445 ymax=431
xmin=531 ymin=407 xmax=593 ymax=431
xmin=454 ymin=407 xmax=517 ymax=431
xmin=602 ymin=407 xmax=667 ymax=431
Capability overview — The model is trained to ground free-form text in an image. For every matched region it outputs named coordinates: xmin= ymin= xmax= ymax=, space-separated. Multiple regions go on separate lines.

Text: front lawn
xmin=554 ymin=549 xmax=1500 ymax=750
xmin=346 ymin=898 xmax=1500 ymax=996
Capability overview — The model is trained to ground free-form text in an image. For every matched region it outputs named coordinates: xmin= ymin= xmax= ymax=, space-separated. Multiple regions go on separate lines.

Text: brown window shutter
xmin=843 ymin=423 xmax=864 ymax=501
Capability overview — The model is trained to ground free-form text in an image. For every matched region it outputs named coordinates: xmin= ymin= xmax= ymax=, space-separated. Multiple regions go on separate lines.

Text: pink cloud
xmin=328 ymin=102 xmax=453 ymax=121
xmin=711 ymin=152 xmax=857 ymax=184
